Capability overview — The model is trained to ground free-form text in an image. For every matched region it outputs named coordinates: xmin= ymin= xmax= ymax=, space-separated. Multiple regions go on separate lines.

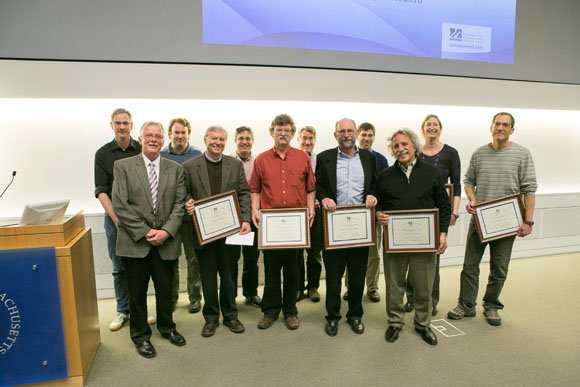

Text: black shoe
xmin=162 ymin=330 xmax=186 ymax=346
xmin=385 ymin=326 xmax=401 ymax=343
xmin=404 ymin=301 xmax=414 ymax=312
xmin=223 ymin=319 xmax=245 ymax=334
xmin=415 ymin=326 xmax=438 ymax=346
xmin=432 ymin=306 xmax=438 ymax=316
xmin=188 ymin=301 xmax=201 ymax=314
xmin=325 ymin=321 xmax=338 ymax=337
xmin=135 ymin=340 xmax=156 ymax=358
xmin=244 ymin=295 xmax=262 ymax=308
xmin=349 ymin=319 xmax=365 ymax=334
xmin=202 ymin=320 xmax=219 ymax=337
xmin=368 ymin=290 xmax=381 ymax=303
xmin=343 ymin=291 xmax=349 ymax=301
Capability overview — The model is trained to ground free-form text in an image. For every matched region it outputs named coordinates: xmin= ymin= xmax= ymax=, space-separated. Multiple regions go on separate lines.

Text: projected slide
xmin=203 ymin=0 xmax=517 ymax=64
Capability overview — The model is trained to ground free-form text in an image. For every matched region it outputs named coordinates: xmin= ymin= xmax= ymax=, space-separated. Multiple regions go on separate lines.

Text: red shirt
xmin=249 ymin=146 xmax=315 ymax=209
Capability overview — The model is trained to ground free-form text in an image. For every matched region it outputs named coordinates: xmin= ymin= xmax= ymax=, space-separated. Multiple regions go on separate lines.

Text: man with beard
xmin=315 ymin=118 xmax=377 ymax=336
xmin=249 ymin=114 xmax=316 ymax=330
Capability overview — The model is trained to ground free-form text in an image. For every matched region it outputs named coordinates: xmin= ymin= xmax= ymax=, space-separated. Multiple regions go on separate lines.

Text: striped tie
xmin=148 ymin=162 xmax=158 ymax=210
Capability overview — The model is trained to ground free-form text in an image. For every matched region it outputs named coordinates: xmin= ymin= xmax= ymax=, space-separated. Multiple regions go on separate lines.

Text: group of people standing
xmin=94 ymin=108 xmax=536 ymax=358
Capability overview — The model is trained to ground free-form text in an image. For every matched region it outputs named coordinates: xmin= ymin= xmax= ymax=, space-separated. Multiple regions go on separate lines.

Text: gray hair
xmin=299 ymin=125 xmax=317 ymax=139
xmin=387 ymin=128 xmax=423 ymax=158
xmin=110 ymin=108 xmax=132 ymax=121
xmin=139 ymin=121 xmax=165 ymax=138
xmin=204 ymin=125 xmax=228 ymax=140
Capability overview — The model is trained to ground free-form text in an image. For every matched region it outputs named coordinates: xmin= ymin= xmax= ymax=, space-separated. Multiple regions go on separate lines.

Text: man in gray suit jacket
xmin=113 ymin=121 xmax=187 ymax=359
xmin=183 ymin=125 xmax=251 ymax=338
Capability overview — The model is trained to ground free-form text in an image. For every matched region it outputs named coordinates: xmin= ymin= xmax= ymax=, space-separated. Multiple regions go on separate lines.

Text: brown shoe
xmin=258 ymin=316 xmax=278 ymax=329
xmin=201 ymin=320 xmax=219 ymax=337
xmin=224 ymin=319 xmax=245 ymax=334
xmin=285 ymin=316 xmax=300 ymax=330
xmin=368 ymin=290 xmax=381 ymax=303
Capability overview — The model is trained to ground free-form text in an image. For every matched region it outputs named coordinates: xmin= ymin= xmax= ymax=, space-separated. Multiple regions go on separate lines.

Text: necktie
xmin=148 ymin=162 xmax=158 ymax=210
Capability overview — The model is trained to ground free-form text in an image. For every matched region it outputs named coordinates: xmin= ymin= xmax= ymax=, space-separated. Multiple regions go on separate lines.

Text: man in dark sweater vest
xmin=376 ymin=129 xmax=450 ymax=346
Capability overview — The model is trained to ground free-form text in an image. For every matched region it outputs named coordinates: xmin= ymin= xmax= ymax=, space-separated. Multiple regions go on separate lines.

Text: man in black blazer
xmin=315 ymin=118 xmax=378 ymax=337
xmin=113 ymin=121 xmax=187 ymax=358
xmin=183 ymin=125 xmax=251 ymax=338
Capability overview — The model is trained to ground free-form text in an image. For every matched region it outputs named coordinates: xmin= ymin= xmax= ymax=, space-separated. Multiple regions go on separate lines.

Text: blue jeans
xmin=104 ymin=213 xmax=130 ymax=314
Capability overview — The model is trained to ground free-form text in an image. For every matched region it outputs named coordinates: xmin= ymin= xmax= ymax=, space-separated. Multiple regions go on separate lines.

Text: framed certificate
xmin=258 ymin=208 xmax=310 ymax=249
xmin=192 ymin=190 xmax=242 ymax=245
xmin=384 ymin=209 xmax=440 ymax=253
xmin=322 ymin=204 xmax=375 ymax=250
xmin=445 ymin=184 xmax=453 ymax=208
xmin=473 ymin=194 xmax=524 ymax=242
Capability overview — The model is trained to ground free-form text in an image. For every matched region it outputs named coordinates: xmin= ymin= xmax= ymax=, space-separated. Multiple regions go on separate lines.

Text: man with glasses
xmin=113 ymin=121 xmax=187 ymax=358
xmin=230 ymin=126 xmax=262 ymax=308
xmin=95 ymin=108 xmax=155 ymax=331
xmin=448 ymin=112 xmax=537 ymax=327
xmin=249 ymin=114 xmax=316 ymax=330
xmin=160 ymin=118 xmax=203 ymax=314
xmin=315 ymin=118 xmax=377 ymax=337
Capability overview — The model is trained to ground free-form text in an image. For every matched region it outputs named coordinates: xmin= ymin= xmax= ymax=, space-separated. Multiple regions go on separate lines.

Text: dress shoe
xmin=404 ymin=301 xmax=414 ymax=312
xmin=188 ymin=301 xmax=201 ymax=314
xmin=432 ymin=306 xmax=438 ymax=316
xmin=224 ymin=319 xmax=245 ymax=334
xmin=308 ymin=288 xmax=321 ymax=303
xmin=109 ymin=313 xmax=128 ymax=331
xmin=258 ymin=316 xmax=278 ymax=329
xmin=415 ymin=326 xmax=438 ymax=345
xmin=201 ymin=320 xmax=219 ymax=337
xmin=349 ymin=319 xmax=365 ymax=334
xmin=135 ymin=340 xmax=156 ymax=358
xmin=385 ymin=326 xmax=401 ymax=343
xmin=325 ymin=321 xmax=338 ymax=337
xmin=285 ymin=316 xmax=300 ymax=330
xmin=162 ymin=330 xmax=186 ymax=346
xmin=343 ymin=291 xmax=349 ymax=301
xmin=368 ymin=290 xmax=381 ymax=303
xmin=244 ymin=295 xmax=262 ymax=308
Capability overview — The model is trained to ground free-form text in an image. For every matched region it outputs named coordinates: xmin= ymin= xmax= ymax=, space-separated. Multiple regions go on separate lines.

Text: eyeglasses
xmin=274 ymin=128 xmax=292 ymax=134
xmin=143 ymin=133 xmax=164 ymax=140
xmin=493 ymin=122 xmax=512 ymax=128
xmin=113 ymin=121 xmax=132 ymax=126
xmin=336 ymin=129 xmax=356 ymax=135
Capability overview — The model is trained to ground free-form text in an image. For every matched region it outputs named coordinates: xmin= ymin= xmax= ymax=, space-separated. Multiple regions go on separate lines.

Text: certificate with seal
xmin=322 ymin=204 xmax=375 ymax=250
xmin=258 ymin=208 xmax=310 ymax=249
xmin=445 ymin=184 xmax=453 ymax=208
xmin=192 ymin=190 xmax=242 ymax=245
xmin=473 ymin=194 xmax=524 ymax=242
xmin=384 ymin=209 xmax=439 ymax=253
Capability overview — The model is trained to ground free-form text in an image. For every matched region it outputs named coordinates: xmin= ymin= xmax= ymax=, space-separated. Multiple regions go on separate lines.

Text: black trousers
xmin=122 ymin=247 xmax=176 ymax=344
xmin=233 ymin=223 xmax=260 ymax=298
xmin=298 ymin=206 xmax=323 ymax=291
xmin=261 ymin=249 xmax=300 ymax=318
xmin=323 ymin=246 xmax=369 ymax=322
xmin=196 ymin=239 xmax=238 ymax=323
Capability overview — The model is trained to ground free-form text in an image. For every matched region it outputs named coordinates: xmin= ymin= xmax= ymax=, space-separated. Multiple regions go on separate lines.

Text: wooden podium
xmin=0 ymin=211 xmax=101 ymax=386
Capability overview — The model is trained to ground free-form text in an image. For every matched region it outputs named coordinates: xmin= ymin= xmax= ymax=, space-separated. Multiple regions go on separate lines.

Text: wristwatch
xmin=523 ymin=220 xmax=534 ymax=226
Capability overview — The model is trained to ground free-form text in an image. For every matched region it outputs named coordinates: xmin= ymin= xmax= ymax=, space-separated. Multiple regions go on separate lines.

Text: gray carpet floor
xmin=86 ymin=252 xmax=580 ymax=387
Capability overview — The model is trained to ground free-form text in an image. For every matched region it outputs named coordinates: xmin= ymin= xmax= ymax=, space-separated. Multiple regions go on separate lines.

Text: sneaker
xmin=147 ymin=315 xmax=156 ymax=325
xmin=447 ymin=304 xmax=476 ymax=320
xmin=308 ymin=288 xmax=321 ymax=303
xmin=109 ymin=313 xmax=128 ymax=331
xmin=483 ymin=309 xmax=502 ymax=326
xmin=244 ymin=295 xmax=262 ymax=308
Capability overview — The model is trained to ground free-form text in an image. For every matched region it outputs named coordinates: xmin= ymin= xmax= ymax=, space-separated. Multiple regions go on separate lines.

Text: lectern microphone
xmin=0 ymin=171 xmax=17 ymax=199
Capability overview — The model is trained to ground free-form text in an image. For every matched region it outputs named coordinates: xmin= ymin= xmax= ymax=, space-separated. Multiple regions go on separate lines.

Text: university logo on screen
xmin=450 ymin=28 xmax=463 ymax=41
xmin=0 ymin=292 xmax=21 ymax=355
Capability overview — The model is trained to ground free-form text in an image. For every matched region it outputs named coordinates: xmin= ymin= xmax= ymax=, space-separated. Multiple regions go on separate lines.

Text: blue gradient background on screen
xmin=202 ymin=0 xmax=517 ymax=64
